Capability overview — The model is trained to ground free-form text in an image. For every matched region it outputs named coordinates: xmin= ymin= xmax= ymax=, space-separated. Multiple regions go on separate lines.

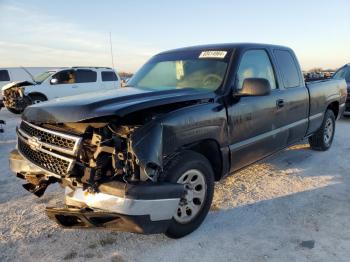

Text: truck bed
xmin=306 ymin=78 xmax=347 ymax=134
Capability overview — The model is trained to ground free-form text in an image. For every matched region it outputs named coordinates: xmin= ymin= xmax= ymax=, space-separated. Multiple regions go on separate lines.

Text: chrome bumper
xmin=9 ymin=149 xmax=45 ymax=175
xmin=65 ymin=187 xmax=181 ymax=221
xmin=9 ymin=149 xmax=183 ymax=224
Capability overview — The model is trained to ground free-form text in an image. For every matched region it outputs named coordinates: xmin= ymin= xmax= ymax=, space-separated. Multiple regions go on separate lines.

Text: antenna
xmin=109 ymin=32 xmax=115 ymax=69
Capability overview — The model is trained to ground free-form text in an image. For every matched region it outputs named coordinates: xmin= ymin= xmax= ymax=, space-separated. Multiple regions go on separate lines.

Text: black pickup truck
xmin=9 ymin=43 xmax=347 ymax=238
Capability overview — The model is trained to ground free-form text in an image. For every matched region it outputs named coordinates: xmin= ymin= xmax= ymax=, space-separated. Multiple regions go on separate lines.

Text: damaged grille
xmin=16 ymin=121 xmax=81 ymax=176
xmin=20 ymin=121 xmax=79 ymax=154
xmin=18 ymin=138 xmax=73 ymax=176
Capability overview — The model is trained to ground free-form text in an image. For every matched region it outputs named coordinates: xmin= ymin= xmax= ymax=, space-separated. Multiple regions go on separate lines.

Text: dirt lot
xmin=0 ymin=108 xmax=349 ymax=262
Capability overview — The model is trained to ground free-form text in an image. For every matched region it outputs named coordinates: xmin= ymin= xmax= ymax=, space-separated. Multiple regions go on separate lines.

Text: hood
xmin=1 ymin=81 xmax=35 ymax=92
xmin=22 ymin=87 xmax=215 ymax=124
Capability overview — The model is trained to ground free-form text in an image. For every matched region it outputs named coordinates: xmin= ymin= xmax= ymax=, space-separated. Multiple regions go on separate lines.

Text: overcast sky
xmin=0 ymin=0 xmax=349 ymax=72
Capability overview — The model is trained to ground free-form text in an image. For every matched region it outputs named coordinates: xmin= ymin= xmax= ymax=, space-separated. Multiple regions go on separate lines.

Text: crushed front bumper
xmin=46 ymin=207 xmax=173 ymax=234
xmin=9 ymin=149 xmax=185 ymax=234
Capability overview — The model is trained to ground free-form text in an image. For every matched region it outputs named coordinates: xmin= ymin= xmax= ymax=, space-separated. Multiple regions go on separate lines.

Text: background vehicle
xmin=2 ymin=67 xmax=121 ymax=114
xmin=333 ymin=64 xmax=350 ymax=115
xmin=9 ymin=43 xmax=347 ymax=238
xmin=0 ymin=67 xmax=59 ymax=103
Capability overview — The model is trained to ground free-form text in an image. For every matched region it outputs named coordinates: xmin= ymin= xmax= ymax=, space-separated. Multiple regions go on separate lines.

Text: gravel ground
xmin=1 ymin=108 xmax=350 ymax=262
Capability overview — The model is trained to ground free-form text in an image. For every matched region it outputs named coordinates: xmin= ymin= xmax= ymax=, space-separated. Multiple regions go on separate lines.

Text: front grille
xmin=20 ymin=121 xmax=78 ymax=152
xmin=17 ymin=121 xmax=81 ymax=176
xmin=18 ymin=137 xmax=73 ymax=176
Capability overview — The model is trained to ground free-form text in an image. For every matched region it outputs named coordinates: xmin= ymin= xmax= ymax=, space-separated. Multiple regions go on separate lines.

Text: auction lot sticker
xmin=199 ymin=51 xmax=227 ymax=59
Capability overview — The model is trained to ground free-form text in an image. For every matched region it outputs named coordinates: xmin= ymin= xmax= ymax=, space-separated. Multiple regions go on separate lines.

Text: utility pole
xmin=109 ymin=32 xmax=115 ymax=69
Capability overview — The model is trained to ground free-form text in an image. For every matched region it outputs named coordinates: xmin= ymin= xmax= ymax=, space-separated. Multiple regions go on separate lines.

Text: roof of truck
xmin=159 ymin=43 xmax=291 ymax=54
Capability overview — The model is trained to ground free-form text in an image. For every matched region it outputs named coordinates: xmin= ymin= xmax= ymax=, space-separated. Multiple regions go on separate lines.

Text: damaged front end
xmin=9 ymin=119 xmax=185 ymax=234
xmin=2 ymin=81 xmax=34 ymax=113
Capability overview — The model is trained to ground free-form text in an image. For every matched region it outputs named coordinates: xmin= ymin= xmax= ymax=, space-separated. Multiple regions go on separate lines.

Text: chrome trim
xmin=65 ymin=187 xmax=181 ymax=221
xmin=17 ymin=128 xmax=79 ymax=157
xmin=20 ymin=121 xmax=82 ymax=156
xmin=17 ymin=131 xmax=75 ymax=177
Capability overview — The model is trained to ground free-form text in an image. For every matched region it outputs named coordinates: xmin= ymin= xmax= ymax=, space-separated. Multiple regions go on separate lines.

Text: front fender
xmin=131 ymin=102 xmax=228 ymax=169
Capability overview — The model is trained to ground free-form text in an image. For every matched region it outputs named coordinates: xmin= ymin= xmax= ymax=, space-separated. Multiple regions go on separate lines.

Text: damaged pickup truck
xmin=9 ymin=43 xmax=347 ymax=238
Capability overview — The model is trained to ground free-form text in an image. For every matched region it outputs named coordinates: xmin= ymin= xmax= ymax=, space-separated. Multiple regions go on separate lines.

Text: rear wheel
xmin=161 ymin=150 xmax=214 ymax=238
xmin=309 ymin=109 xmax=335 ymax=151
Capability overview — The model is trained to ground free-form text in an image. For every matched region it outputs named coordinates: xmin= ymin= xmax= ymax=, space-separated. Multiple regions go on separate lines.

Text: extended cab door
xmin=74 ymin=69 xmax=99 ymax=93
xmin=227 ymin=49 xmax=288 ymax=172
xmin=100 ymin=70 xmax=119 ymax=90
xmin=272 ymin=49 xmax=309 ymax=145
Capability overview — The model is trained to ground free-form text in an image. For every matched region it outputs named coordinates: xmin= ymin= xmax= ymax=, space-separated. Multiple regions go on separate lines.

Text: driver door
xmin=227 ymin=49 xmax=288 ymax=172
xmin=49 ymin=69 xmax=80 ymax=98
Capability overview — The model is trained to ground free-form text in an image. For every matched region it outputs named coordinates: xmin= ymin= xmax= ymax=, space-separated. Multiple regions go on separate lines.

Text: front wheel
xmin=161 ymin=150 xmax=214 ymax=238
xmin=309 ymin=109 xmax=335 ymax=151
xmin=29 ymin=94 xmax=47 ymax=105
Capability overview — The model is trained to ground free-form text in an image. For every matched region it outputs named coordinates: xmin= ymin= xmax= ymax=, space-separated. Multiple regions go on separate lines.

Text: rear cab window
xmin=274 ymin=50 xmax=301 ymax=88
xmin=0 ymin=70 xmax=10 ymax=81
xmin=102 ymin=71 xmax=118 ymax=81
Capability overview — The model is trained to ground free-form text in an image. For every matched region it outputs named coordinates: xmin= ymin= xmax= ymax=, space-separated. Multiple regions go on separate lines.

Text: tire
xmin=161 ymin=150 xmax=215 ymax=238
xmin=6 ymin=107 xmax=23 ymax=114
xmin=309 ymin=109 xmax=335 ymax=151
xmin=29 ymin=94 xmax=47 ymax=105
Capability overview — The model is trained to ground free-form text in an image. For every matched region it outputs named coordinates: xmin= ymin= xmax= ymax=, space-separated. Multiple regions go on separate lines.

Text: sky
xmin=0 ymin=0 xmax=349 ymax=72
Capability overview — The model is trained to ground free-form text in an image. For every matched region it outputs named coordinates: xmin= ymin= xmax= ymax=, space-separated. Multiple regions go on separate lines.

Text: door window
xmin=52 ymin=70 xmax=76 ymax=84
xmin=76 ymin=69 xmax=97 ymax=83
xmin=236 ymin=50 xmax=277 ymax=90
xmin=102 ymin=71 xmax=118 ymax=81
xmin=0 ymin=70 xmax=10 ymax=81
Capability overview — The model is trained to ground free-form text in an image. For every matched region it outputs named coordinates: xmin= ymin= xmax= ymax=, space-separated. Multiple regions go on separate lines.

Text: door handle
xmin=72 ymin=85 xmax=78 ymax=88
xmin=276 ymin=99 xmax=284 ymax=108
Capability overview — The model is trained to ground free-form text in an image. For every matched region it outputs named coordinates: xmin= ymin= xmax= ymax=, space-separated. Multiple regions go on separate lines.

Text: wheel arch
xmin=27 ymin=92 xmax=48 ymax=101
xmin=326 ymin=101 xmax=339 ymax=119
xmin=184 ymin=139 xmax=224 ymax=181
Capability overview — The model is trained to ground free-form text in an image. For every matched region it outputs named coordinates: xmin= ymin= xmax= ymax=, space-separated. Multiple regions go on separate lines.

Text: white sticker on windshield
xmin=199 ymin=51 xmax=227 ymax=59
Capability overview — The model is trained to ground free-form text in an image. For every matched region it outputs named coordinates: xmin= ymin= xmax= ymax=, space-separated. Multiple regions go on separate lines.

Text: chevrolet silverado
xmin=9 ymin=43 xmax=347 ymax=238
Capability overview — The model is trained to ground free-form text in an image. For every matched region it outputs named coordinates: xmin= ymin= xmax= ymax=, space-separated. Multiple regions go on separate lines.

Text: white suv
xmin=2 ymin=67 xmax=121 ymax=114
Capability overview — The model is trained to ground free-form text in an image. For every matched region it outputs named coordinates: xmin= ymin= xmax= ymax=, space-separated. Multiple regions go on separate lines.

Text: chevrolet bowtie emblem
xmin=28 ymin=137 xmax=42 ymax=151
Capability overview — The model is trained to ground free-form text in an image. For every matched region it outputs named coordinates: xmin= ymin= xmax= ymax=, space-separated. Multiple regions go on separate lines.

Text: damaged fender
xmin=131 ymin=102 xmax=229 ymax=177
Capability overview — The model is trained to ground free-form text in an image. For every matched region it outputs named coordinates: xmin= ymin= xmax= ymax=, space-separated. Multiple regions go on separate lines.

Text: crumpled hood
xmin=1 ymin=81 xmax=35 ymax=92
xmin=22 ymin=87 xmax=215 ymax=124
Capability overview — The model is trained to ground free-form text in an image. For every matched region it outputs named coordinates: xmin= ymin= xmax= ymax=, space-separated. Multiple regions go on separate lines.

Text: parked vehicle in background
xmin=333 ymin=64 xmax=350 ymax=115
xmin=2 ymin=67 xmax=121 ymax=114
xmin=0 ymin=67 xmax=60 ymax=103
xmin=9 ymin=43 xmax=347 ymax=238
xmin=0 ymin=100 xmax=4 ymax=133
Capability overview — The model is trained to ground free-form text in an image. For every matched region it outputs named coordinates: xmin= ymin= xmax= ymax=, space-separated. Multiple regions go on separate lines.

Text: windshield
xmin=128 ymin=50 xmax=231 ymax=92
xmin=34 ymin=71 xmax=55 ymax=84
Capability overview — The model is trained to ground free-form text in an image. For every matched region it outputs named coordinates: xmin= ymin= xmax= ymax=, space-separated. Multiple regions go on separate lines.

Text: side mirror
xmin=50 ymin=78 xmax=58 ymax=85
xmin=237 ymin=78 xmax=271 ymax=96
